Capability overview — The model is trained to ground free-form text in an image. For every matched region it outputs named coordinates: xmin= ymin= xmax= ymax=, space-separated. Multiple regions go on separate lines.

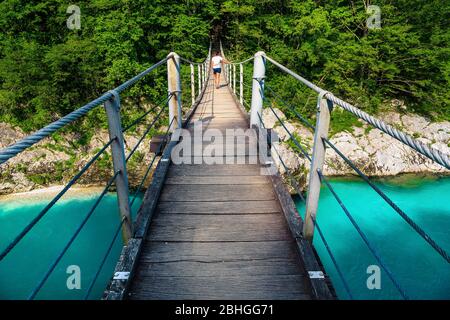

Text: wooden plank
xmin=159 ymin=184 xmax=275 ymax=202
xmin=194 ymin=105 xmax=238 ymax=110
xmin=156 ymin=200 xmax=281 ymax=214
xmin=187 ymin=121 xmax=247 ymax=127
xmin=147 ymin=214 xmax=291 ymax=241
xmin=179 ymin=155 xmax=260 ymax=165
xmin=140 ymin=240 xmax=298 ymax=261
xmin=167 ymin=164 xmax=262 ymax=176
xmin=187 ymin=128 xmax=253 ymax=135
xmin=191 ymin=117 xmax=245 ymax=122
xmin=186 ymin=127 xmax=255 ymax=135
xmin=165 ymin=175 xmax=269 ymax=185
xmin=103 ymin=238 xmax=142 ymax=300
xmin=191 ymin=113 xmax=244 ymax=117
xmin=133 ymin=141 xmax=177 ymax=239
xmin=135 ymin=240 xmax=304 ymax=277
xmin=135 ymin=259 xmax=302 ymax=277
xmin=193 ymin=111 xmax=241 ymax=116
xmin=187 ymin=124 xmax=249 ymax=131
xmin=191 ymin=115 xmax=243 ymax=119
xmin=128 ymin=275 xmax=311 ymax=300
xmin=268 ymin=162 xmax=334 ymax=300
xmin=180 ymin=146 xmax=259 ymax=157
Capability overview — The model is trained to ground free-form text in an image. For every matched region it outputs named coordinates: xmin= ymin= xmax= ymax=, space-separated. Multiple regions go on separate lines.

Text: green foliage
xmin=222 ymin=0 xmax=450 ymax=122
xmin=329 ymin=109 xmax=363 ymax=137
xmin=286 ymin=132 xmax=310 ymax=154
xmin=0 ymin=0 xmax=448 ymax=136
xmin=0 ymin=0 xmax=215 ymax=131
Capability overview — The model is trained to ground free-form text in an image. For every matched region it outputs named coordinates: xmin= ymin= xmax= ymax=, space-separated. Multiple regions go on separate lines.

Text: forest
xmin=0 ymin=0 xmax=448 ymax=133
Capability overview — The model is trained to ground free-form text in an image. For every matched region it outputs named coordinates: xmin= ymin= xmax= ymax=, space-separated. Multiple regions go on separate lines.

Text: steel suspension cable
xmin=323 ymin=138 xmax=450 ymax=263
xmin=257 ymin=113 xmax=306 ymax=203
xmin=258 ymin=83 xmax=312 ymax=162
xmin=130 ymin=117 xmax=175 ymax=208
xmin=84 ymin=216 xmax=126 ymax=300
xmin=122 ymin=94 xmax=173 ymax=133
xmin=258 ymin=112 xmax=351 ymax=297
xmin=310 ymin=215 xmax=354 ymax=300
xmin=28 ymin=170 xmax=121 ymax=300
xmin=228 ymin=56 xmax=255 ymax=65
xmin=0 ymin=139 xmax=115 ymax=262
xmin=264 ymin=55 xmax=450 ymax=169
xmin=261 ymin=76 xmax=449 ymax=262
xmin=264 ymin=85 xmax=316 ymax=130
xmin=0 ymin=57 xmax=171 ymax=165
xmin=317 ymin=170 xmax=409 ymax=299
xmin=125 ymin=94 xmax=173 ymax=162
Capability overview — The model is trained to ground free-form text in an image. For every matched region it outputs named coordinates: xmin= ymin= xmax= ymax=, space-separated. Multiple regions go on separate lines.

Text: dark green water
xmin=0 ymin=191 xmax=142 ymax=300
xmin=294 ymin=175 xmax=450 ymax=300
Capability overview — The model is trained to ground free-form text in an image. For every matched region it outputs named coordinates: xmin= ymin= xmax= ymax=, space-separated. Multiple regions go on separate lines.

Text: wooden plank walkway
xmin=126 ymin=76 xmax=315 ymax=300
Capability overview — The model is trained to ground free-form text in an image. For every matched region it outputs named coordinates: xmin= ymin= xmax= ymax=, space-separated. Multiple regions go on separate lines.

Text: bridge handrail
xmin=0 ymin=55 xmax=173 ymax=166
xmin=258 ymin=80 xmax=449 ymax=299
xmin=228 ymin=56 xmax=255 ymax=65
xmin=317 ymin=169 xmax=409 ymax=299
xmin=179 ymin=56 xmax=209 ymax=66
xmin=258 ymin=90 xmax=411 ymax=299
xmin=219 ymin=41 xmax=254 ymax=109
xmin=219 ymin=40 xmax=255 ymax=65
xmin=28 ymin=169 xmax=121 ymax=299
xmin=0 ymin=139 xmax=114 ymax=261
xmin=257 ymin=112 xmax=354 ymax=300
xmin=218 ymin=42 xmax=449 ymax=299
xmin=256 ymin=63 xmax=450 ymax=263
xmin=264 ymin=55 xmax=450 ymax=170
xmin=0 ymin=47 xmax=212 ymax=299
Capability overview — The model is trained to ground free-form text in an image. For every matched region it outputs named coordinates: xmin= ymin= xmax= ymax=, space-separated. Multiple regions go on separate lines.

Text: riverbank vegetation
xmin=0 ymin=0 xmax=448 ymax=135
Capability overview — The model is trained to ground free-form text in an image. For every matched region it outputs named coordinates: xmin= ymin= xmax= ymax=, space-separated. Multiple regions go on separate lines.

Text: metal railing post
xmin=303 ymin=93 xmax=333 ymax=242
xmin=167 ymin=52 xmax=182 ymax=131
xmin=240 ymin=63 xmax=244 ymax=105
xmin=198 ymin=64 xmax=202 ymax=94
xmin=233 ymin=64 xmax=236 ymax=94
xmin=224 ymin=65 xmax=227 ymax=85
xmin=225 ymin=65 xmax=228 ymax=85
xmin=203 ymin=62 xmax=206 ymax=84
xmin=104 ymin=91 xmax=132 ymax=242
xmin=250 ymin=51 xmax=266 ymax=128
xmin=190 ymin=63 xmax=195 ymax=105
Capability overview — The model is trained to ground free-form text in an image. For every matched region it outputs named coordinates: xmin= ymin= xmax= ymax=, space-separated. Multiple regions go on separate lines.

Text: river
xmin=0 ymin=175 xmax=449 ymax=300
xmin=294 ymin=174 xmax=450 ymax=299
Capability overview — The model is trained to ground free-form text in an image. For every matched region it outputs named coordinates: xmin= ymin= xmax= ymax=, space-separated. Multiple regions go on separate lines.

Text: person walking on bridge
xmin=211 ymin=51 xmax=230 ymax=89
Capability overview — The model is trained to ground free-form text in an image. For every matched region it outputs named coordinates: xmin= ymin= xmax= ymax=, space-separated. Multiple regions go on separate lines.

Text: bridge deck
xmin=127 ymin=77 xmax=314 ymax=299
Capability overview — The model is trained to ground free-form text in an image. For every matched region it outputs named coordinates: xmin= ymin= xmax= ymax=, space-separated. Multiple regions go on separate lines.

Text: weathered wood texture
xmin=126 ymin=77 xmax=330 ymax=300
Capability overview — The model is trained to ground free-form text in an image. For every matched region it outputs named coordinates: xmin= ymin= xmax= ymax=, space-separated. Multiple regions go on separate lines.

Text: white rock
xmin=401 ymin=114 xmax=429 ymax=133
xmin=262 ymin=107 xmax=286 ymax=128
xmin=274 ymin=122 xmax=296 ymax=142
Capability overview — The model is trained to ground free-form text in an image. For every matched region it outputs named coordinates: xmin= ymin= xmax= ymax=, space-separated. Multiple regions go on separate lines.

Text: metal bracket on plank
xmin=113 ymin=272 xmax=130 ymax=280
xmin=308 ymin=271 xmax=325 ymax=279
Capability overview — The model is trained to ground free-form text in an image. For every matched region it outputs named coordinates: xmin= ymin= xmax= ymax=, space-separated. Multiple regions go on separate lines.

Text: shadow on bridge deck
xmin=106 ymin=76 xmax=333 ymax=300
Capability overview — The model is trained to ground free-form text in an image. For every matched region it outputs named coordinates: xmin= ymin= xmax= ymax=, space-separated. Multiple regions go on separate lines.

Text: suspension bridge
xmin=0 ymin=41 xmax=448 ymax=300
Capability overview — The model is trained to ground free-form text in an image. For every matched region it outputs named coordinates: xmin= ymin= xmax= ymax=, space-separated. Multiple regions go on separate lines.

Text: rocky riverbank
xmin=265 ymin=108 xmax=449 ymax=190
xmin=0 ymin=108 xmax=449 ymax=195
xmin=0 ymin=122 xmax=160 ymax=195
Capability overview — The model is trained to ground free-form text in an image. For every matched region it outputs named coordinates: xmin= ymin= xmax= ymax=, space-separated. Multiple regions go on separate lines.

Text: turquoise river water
xmin=294 ymin=175 xmax=450 ymax=300
xmin=0 ymin=175 xmax=449 ymax=300
xmin=0 ymin=191 xmax=142 ymax=300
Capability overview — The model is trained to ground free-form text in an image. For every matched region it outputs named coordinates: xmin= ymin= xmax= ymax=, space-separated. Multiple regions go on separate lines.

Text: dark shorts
xmin=213 ymin=68 xmax=221 ymax=74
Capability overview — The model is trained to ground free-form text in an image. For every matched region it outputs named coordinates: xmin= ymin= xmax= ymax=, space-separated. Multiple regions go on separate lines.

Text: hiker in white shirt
xmin=211 ymin=51 xmax=230 ymax=89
